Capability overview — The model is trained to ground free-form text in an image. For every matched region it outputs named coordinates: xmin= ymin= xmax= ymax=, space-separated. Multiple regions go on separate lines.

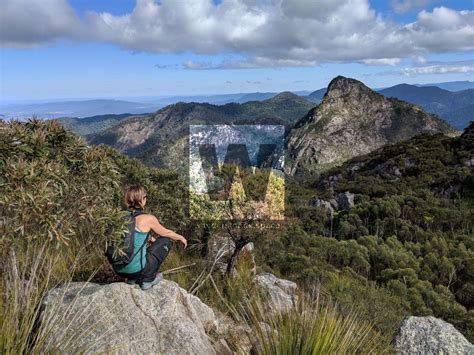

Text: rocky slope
xmin=285 ymin=76 xmax=457 ymax=176
xmin=392 ymin=316 xmax=473 ymax=354
xmin=87 ymin=92 xmax=315 ymax=168
xmin=314 ymin=121 xmax=474 ymax=200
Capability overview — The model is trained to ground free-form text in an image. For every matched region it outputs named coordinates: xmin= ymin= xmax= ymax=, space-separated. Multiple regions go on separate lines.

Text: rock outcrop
xmin=392 ymin=316 xmax=474 ymax=354
xmin=336 ymin=191 xmax=355 ymax=211
xmin=207 ymin=233 xmax=236 ymax=273
xmin=310 ymin=191 xmax=355 ymax=212
xmin=207 ymin=234 xmax=256 ymax=275
xmin=285 ymin=76 xmax=457 ymax=175
xmin=255 ymin=273 xmax=298 ymax=312
xmin=310 ymin=198 xmax=334 ymax=212
xmin=41 ymin=281 xmax=223 ymax=354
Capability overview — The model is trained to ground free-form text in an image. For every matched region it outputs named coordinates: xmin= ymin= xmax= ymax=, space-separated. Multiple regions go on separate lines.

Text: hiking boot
xmin=140 ymin=273 xmax=164 ymax=290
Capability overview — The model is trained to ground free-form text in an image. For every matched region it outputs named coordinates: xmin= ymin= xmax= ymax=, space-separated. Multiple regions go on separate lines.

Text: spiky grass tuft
xmin=243 ymin=290 xmax=388 ymax=354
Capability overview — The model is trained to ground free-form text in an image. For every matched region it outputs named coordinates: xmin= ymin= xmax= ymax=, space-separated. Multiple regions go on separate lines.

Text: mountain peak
xmin=285 ymin=77 xmax=456 ymax=175
xmin=269 ymin=91 xmax=300 ymax=101
xmin=325 ymin=76 xmax=374 ymax=100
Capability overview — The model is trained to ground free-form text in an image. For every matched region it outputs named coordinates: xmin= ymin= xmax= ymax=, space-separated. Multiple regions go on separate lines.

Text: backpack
xmin=105 ymin=210 xmax=148 ymax=268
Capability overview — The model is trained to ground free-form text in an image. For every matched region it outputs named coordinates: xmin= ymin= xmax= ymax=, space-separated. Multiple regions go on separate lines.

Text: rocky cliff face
xmin=285 ymin=76 xmax=457 ymax=175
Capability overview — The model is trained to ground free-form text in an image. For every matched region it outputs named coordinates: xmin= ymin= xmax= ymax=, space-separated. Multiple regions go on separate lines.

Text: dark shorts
xmin=115 ymin=237 xmax=172 ymax=283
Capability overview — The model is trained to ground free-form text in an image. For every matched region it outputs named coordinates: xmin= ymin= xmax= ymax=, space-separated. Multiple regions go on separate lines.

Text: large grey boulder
xmin=392 ymin=316 xmax=473 ymax=354
xmin=255 ymin=273 xmax=298 ymax=313
xmin=41 ymin=281 xmax=220 ymax=354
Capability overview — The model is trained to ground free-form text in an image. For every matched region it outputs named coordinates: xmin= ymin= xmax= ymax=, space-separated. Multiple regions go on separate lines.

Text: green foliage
xmin=0 ymin=119 xmax=187 ymax=253
xmin=2 ymin=118 xmax=472 ymax=351
xmin=279 ymin=124 xmax=474 ymax=341
xmin=0 ymin=119 xmax=190 ymax=352
xmin=256 ymin=226 xmax=407 ymax=338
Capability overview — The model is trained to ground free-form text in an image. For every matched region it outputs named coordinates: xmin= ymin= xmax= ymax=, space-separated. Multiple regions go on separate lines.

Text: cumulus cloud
xmin=391 ymin=0 xmax=432 ymax=14
xmin=406 ymin=7 xmax=474 ymax=52
xmin=0 ymin=0 xmax=81 ymax=47
xmin=1 ymin=0 xmax=474 ymax=68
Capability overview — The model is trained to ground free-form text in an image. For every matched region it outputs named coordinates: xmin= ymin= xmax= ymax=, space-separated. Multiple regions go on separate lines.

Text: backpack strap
xmin=130 ymin=209 xmax=150 ymax=277
xmin=131 ymin=209 xmax=145 ymax=218
xmin=129 ymin=209 xmax=148 ymax=256
xmin=129 ymin=232 xmax=149 ymax=265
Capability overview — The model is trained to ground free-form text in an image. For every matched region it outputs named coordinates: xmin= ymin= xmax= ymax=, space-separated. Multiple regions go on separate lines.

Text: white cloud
xmin=1 ymin=0 xmax=474 ymax=68
xmin=406 ymin=7 xmax=474 ymax=52
xmin=370 ymin=60 xmax=474 ymax=77
xmin=182 ymin=60 xmax=213 ymax=70
xmin=414 ymin=55 xmax=427 ymax=64
xmin=391 ymin=0 xmax=432 ymax=14
xmin=361 ymin=58 xmax=401 ymax=66
xmin=0 ymin=0 xmax=80 ymax=47
xmin=400 ymin=60 xmax=474 ymax=76
xmin=182 ymin=57 xmax=320 ymax=69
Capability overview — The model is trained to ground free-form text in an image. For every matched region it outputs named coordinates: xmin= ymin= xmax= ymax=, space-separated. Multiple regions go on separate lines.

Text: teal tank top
xmin=115 ymin=228 xmax=149 ymax=274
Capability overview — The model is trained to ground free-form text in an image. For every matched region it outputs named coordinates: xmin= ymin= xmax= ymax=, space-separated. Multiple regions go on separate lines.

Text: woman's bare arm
xmin=148 ymin=215 xmax=187 ymax=248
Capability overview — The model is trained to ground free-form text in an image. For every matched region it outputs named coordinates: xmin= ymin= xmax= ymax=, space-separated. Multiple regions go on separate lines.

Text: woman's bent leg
xmin=141 ymin=237 xmax=172 ymax=283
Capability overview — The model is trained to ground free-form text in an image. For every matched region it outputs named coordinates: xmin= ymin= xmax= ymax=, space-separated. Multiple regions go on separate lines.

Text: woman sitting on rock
xmin=114 ymin=185 xmax=187 ymax=290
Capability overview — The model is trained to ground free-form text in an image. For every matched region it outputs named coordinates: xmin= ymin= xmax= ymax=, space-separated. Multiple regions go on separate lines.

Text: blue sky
xmin=1 ymin=0 xmax=473 ymax=101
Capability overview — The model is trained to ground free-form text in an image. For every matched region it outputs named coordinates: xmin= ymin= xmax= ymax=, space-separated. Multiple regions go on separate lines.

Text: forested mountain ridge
xmin=285 ymin=76 xmax=458 ymax=176
xmin=278 ymin=122 xmax=474 ymax=341
xmin=379 ymin=84 xmax=474 ymax=130
xmin=87 ymin=92 xmax=315 ymax=168
xmin=54 ymin=113 xmax=146 ymax=136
